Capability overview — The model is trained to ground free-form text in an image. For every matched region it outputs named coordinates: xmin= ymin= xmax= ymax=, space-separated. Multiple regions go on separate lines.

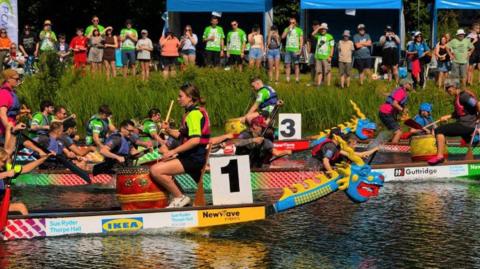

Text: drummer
xmin=378 ymin=78 xmax=413 ymax=143
xmin=150 ymin=83 xmax=210 ymax=208
xmin=428 ymin=79 xmax=480 ymax=165
xmin=243 ymin=77 xmax=282 ymax=124
xmin=410 ymin=102 xmax=436 ymax=135
xmin=99 ymin=120 xmax=142 ymax=164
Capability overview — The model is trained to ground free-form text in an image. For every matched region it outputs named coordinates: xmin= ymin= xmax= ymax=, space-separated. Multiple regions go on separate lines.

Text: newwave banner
xmin=0 ymin=0 xmax=18 ymax=43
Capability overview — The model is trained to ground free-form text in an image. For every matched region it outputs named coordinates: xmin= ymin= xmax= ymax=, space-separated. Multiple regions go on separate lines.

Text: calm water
xmin=2 ymin=179 xmax=480 ymax=269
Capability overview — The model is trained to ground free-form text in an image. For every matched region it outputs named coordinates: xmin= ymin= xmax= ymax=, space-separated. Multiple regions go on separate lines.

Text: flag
xmin=0 ymin=0 xmax=18 ymax=43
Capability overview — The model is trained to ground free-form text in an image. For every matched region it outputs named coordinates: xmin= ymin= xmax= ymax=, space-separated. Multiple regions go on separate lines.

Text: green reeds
xmin=17 ymin=66 xmax=469 ymax=135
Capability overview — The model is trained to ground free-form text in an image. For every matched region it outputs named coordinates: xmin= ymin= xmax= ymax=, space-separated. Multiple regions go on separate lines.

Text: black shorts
xmin=204 ymin=50 xmax=221 ymax=67
xmin=379 ymin=112 xmax=400 ymax=131
xmin=228 ymin=54 xmax=243 ymax=65
xmin=469 ymin=52 xmax=480 ymax=65
xmin=178 ymin=155 xmax=205 ymax=183
xmin=161 ymin=56 xmax=177 ymax=67
xmin=435 ymin=122 xmax=475 ymax=142
xmin=355 ymin=58 xmax=371 ymax=71
xmin=382 ymin=48 xmax=399 ymax=67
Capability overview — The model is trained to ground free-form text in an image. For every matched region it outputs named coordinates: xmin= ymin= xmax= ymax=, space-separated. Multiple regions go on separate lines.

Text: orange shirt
xmin=160 ymin=36 xmax=180 ymax=57
xmin=0 ymin=37 xmax=11 ymax=50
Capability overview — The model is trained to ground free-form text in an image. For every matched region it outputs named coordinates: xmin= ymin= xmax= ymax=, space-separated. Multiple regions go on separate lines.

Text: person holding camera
xmin=160 ymin=31 xmax=180 ymax=79
xmin=180 ymin=25 xmax=198 ymax=66
xmin=379 ymin=25 xmax=400 ymax=82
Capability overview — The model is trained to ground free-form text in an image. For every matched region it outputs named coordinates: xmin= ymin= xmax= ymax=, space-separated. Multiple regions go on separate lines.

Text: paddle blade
xmin=57 ymin=156 xmax=91 ymax=184
xmin=400 ymin=132 xmax=413 ymax=140
xmin=0 ymin=187 xmax=11 ymax=231
xmin=465 ymin=147 xmax=474 ymax=161
xmin=404 ymin=119 xmax=423 ymax=130
xmin=193 ymin=178 xmax=206 ymax=207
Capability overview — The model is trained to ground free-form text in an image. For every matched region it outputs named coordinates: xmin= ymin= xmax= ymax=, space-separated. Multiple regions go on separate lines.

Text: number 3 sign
xmin=209 ymin=155 xmax=253 ymax=205
xmin=278 ymin=113 xmax=301 ymax=140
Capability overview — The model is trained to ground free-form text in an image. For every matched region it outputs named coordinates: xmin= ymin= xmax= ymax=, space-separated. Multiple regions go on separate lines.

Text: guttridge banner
xmin=0 ymin=0 xmax=18 ymax=43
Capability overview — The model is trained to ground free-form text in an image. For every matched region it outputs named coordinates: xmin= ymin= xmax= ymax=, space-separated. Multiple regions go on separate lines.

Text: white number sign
xmin=278 ymin=113 xmax=302 ymax=140
xmin=209 ymin=155 xmax=253 ymax=205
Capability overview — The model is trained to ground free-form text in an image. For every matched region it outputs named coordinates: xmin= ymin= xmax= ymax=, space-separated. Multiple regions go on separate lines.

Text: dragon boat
xmin=0 ymin=136 xmax=384 ymax=241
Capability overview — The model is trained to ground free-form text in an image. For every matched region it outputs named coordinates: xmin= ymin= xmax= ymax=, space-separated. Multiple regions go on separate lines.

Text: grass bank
xmin=17 ymin=67 xmax=474 ymax=135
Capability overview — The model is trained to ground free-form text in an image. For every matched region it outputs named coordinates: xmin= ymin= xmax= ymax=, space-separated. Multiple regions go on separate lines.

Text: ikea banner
xmin=0 ymin=0 xmax=18 ymax=43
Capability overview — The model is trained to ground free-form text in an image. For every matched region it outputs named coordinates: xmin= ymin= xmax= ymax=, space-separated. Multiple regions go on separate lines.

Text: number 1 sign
xmin=209 ymin=155 xmax=253 ymax=205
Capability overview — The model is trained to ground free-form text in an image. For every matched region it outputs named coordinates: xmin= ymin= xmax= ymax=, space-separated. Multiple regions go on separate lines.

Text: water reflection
xmin=2 ymin=181 xmax=480 ymax=268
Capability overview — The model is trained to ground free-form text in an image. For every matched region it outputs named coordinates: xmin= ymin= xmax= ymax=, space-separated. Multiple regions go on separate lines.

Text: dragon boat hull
xmin=1 ymin=204 xmax=267 ymax=241
xmin=10 ymin=159 xmax=480 ymax=191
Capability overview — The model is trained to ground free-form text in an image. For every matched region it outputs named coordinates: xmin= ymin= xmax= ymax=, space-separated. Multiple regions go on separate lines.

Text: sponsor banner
xmin=3 ymin=218 xmax=46 ymax=240
xmin=375 ymin=164 xmax=469 ymax=181
xmin=169 ymin=211 xmax=197 ymax=228
xmin=0 ymin=0 xmax=18 ymax=43
xmin=102 ymin=217 xmax=143 ymax=233
xmin=46 ymin=216 xmax=100 ymax=236
xmin=468 ymin=163 xmax=480 ymax=177
xmin=273 ymin=140 xmax=310 ymax=152
xmin=197 ymin=206 xmax=265 ymax=227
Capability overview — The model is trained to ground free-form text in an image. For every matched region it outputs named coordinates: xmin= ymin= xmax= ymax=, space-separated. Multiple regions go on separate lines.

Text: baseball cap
xmin=141 ymin=29 xmax=148 ymax=34
xmin=251 ymin=116 xmax=268 ymax=128
xmin=357 ymin=24 xmax=366 ymax=30
xmin=44 ymin=20 xmax=52 ymax=26
xmin=385 ymin=25 xmax=392 ymax=31
xmin=343 ymin=30 xmax=351 ymax=37
xmin=444 ymin=78 xmax=460 ymax=89
xmin=399 ymin=78 xmax=413 ymax=86
xmin=456 ymin=29 xmax=466 ymax=36
xmin=319 ymin=23 xmax=328 ymax=30
xmin=414 ymin=31 xmax=422 ymax=37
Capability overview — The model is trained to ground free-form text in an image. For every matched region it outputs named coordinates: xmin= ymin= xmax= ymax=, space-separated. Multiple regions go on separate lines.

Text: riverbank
xmin=17 ymin=66 xmax=473 ymax=134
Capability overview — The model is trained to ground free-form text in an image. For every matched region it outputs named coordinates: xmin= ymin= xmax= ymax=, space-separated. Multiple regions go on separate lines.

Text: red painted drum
xmin=116 ymin=167 xmax=168 ymax=210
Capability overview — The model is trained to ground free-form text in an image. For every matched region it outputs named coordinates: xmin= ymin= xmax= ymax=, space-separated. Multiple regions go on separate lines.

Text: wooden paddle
xmin=402 ymin=119 xmax=442 ymax=139
xmin=465 ymin=124 xmax=479 ymax=160
xmin=193 ymin=144 xmax=212 ymax=207
xmin=165 ymin=100 xmax=174 ymax=123
xmin=21 ymin=133 xmax=91 ymax=184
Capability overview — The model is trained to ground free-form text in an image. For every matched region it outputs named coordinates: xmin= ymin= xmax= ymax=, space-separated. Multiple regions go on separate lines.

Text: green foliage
xmin=31 ymin=51 xmax=66 ymax=101
xmin=403 ymin=0 xmax=432 ymax=42
xmin=437 ymin=10 xmax=460 ymax=38
xmin=273 ymin=0 xmax=300 ymax=27
xmin=17 ymin=67 xmax=473 ymax=136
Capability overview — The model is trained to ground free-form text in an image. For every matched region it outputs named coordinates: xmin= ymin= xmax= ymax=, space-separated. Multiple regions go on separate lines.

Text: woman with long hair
xmin=102 ymin=27 xmax=118 ymax=79
xmin=150 ymin=83 xmax=210 ymax=208
xmin=435 ymin=34 xmax=450 ymax=88
xmin=266 ymin=25 xmax=281 ymax=83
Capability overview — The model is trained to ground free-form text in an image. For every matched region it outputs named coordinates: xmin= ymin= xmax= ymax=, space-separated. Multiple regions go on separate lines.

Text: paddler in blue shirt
xmin=409 ymin=102 xmax=436 ymax=135
xmin=99 ymin=120 xmax=142 ymax=164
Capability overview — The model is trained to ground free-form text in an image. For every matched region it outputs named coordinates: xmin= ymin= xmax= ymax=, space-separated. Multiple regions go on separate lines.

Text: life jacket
xmin=180 ymin=106 xmax=210 ymax=145
xmin=105 ymin=133 xmax=131 ymax=156
xmin=86 ymin=115 xmax=109 ymax=138
xmin=413 ymin=114 xmax=433 ymax=127
xmin=386 ymin=87 xmax=408 ymax=107
xmin=455 ymin=90 xmax=478 ymax=117
xmin=0 ymin=83 xmax=20 ymax=118
xmin=311 ymin=139 xmax=341 ymax=162
xmin=258 ymin=86 xmax=278 ymax=110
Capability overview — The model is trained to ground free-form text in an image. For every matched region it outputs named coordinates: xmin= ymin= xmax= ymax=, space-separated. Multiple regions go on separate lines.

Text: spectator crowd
xmin=1 ymin=15 xmax=479 ymax=88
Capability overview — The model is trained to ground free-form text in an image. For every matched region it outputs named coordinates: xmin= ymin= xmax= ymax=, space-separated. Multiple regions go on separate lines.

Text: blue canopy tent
xmin=432 ymin=0 xmax=480 ymax=45
xmin=300 ymin=0 xmax=405 ymax=50
xmin=166 ymin=0 xmax=273 ymax=39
